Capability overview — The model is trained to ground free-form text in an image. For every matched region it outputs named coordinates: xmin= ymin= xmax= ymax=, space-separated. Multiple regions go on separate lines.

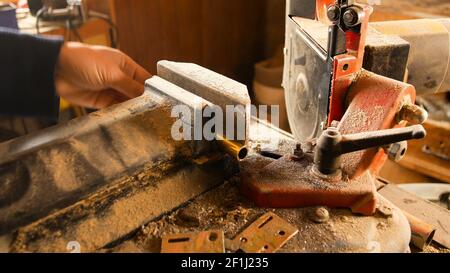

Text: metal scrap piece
xmin=233 ymin=212 xmax=298 ymax=253
xmin=161 ymin=230 xmax=225 ymax=253
xmin=379 ymin=184 xmax=450 ymax=249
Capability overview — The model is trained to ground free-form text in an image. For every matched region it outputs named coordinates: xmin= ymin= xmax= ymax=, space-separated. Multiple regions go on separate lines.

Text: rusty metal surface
xmin=338 ymin=70 xmax=416 ymax=178
xmin=240 ymin=154 xmax=378 ymax=215
xmin=379 ymin=184 xmax=450 ymax=249
xmin=232 ymin=212 xmax=298 ymax=253
xmin=161 ymin=230 xmax=225 ymax=253
xmin=329 ymin=54 xmax=358 ymax=125
xmin=327 ymin=3 xmax=372 ymax=124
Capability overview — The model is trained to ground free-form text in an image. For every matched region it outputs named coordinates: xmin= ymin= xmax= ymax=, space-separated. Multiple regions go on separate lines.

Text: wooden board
xmin=400 ymin=120 xmax=450 ymax=183
xmin=379 ymin=160 xmax=441 ymax=184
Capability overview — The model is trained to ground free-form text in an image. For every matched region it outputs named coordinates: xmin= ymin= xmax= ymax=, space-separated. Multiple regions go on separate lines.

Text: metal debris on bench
xmin=231 ymin=212 xmax=298 ymax=253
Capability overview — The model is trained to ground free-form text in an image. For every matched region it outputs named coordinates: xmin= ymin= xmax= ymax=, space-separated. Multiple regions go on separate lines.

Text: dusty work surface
xmin=110 ymin=178 xmax=343 ymax=253
xmin=106 ymin=177 xmax=448 ymax=253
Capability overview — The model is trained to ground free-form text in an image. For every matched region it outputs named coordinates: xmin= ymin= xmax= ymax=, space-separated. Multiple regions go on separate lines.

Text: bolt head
xmin=343 ymin=9 xmax=359 ymax=27
xmin=327 ymin=5 xmax=341 ymax=22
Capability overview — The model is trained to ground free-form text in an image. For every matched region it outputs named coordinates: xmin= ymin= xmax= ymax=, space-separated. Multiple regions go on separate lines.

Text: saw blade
xmin=284 ymin=19 xmax=332 ymax=142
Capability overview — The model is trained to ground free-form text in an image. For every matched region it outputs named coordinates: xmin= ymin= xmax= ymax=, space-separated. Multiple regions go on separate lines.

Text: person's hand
xmin=55 ymin=42 xmax=151 ymax=109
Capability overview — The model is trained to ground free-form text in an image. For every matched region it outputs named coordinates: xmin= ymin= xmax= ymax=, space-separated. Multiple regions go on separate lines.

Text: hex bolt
xmin=311 ymin=207 xmax=330 ymax=223
xmin=327 ymin=5 xmax=341 ymax=22
xmin=343 ymin=7 xmax=363 ymax=28
xmin=397 ymin=103 xmax=429 ymax=125
xmin=294 ymin=143 xmax=304 ymax=158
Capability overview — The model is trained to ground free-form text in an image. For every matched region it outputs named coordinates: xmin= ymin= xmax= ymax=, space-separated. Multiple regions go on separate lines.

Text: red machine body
xmin=240 ymin=0 xmax=420 ymax=216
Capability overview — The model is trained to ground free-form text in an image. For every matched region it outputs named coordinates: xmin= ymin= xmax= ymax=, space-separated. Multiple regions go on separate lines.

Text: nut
xmin=293 ymin=143 xmax=304 ymax=158
xmin=386 ymin=141 xmax=408 ymax=162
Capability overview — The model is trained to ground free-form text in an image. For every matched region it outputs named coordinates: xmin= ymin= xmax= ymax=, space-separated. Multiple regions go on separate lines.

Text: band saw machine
xmin=1 ymin=0 xmax=450 ymax=253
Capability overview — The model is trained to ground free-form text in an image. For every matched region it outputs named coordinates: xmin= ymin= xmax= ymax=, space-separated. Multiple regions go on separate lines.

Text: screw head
xmin=343 ymin=8 xmax=360 ymax=27
xmin=327 ymin=5 xmax=341 ymax=22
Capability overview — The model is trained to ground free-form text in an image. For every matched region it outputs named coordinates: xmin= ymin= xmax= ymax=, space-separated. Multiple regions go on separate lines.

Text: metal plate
xmin=284 ymin=18 xmax=332 ymax=141
xmin=233 ymin=212 xmax=298 ymax=253
xmin=161 ymin=230 xmax=225 ymax=253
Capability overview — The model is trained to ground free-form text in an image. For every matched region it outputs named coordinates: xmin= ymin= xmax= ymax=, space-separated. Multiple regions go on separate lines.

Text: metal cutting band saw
xmin=0 ymin=0 xmax=449 ymax=252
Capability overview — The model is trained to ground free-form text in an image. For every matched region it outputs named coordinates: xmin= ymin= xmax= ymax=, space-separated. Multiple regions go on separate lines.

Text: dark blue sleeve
xmin=0 ymin=27 xmax=63 ymax=119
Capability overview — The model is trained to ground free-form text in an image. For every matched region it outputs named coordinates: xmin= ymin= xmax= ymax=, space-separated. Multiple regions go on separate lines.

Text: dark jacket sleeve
xmin=0 ymin=27 xmax=63 ymax=119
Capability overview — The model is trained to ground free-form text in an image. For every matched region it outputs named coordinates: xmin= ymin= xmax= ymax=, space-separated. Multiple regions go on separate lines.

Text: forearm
xmin=0 ymin=27 xmax=63 ymax=119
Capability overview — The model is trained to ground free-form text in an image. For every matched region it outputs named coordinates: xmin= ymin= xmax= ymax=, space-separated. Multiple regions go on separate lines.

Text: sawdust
xmin=109 ymin=176 xmax=413 ymax=253
xmin=10 ymin=160 xmax=185 ymax=253
xmin=422 ymin=244 xmax=450 ymax=253
xmin=128 ymin=178 xmax=263 ymax=253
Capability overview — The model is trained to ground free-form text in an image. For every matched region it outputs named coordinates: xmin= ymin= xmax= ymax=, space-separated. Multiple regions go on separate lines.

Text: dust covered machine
xmin=1 ymin=0 xmax=449 ymax=253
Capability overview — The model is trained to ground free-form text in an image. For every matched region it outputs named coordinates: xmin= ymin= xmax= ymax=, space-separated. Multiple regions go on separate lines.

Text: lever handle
xmin=340 ymin=125 xmax=425 ymax=154
xmin=314 ymin=125 xmax=426 ymax=175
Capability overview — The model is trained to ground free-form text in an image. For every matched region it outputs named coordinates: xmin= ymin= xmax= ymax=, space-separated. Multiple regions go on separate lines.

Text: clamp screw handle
xmin=314 ymin=125 xmax=426 ymax=175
